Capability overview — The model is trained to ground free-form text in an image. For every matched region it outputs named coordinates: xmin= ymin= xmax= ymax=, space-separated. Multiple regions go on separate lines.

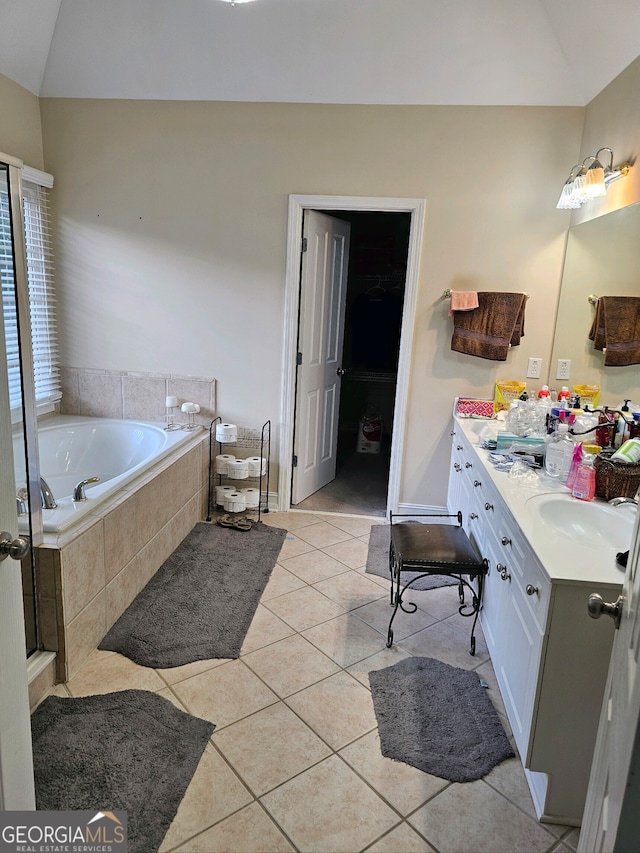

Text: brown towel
xmin=451 ymin=292 xmax=526 ymax=361
xmin=589 ymin=296 xmax=640 ymax=366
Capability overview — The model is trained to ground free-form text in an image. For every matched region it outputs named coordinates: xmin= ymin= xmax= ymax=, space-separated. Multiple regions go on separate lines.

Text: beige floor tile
xmin=264 ymin=585 xmax=347 ymax=631
xmin=277 ymin=533 xmax=316 ymax=560
xmin=346 ymin=644 xmax=413 ymax=688
xmin=279 ymin=549 xmax=352 ymax=584
xmin=366 ymin=822 xmax=436 ymax=852
xmin=261 ymin=754 xmax=399 ymax=853
xmin=242 ymin=633 xmax=340 ymax=697
xmin=260 ymin=564 xmax=307 ymax=600
xmin=484 ymin=758 xmax=567 ymax=838
xmin=417 ymin=583 xmax=469 ymax=621
xmin=213 ymin=701 xmax=331 ymax=795
xmin=294 ymin=520 xmax=354 ymax=548
xmin=156 ymin=656 xmax=229 ymax=686
xmin=171 ymin=659 xmax=278 ymax=728
xmin=353 ymin=596 xmax=438 ymax=641
xmin=313 ymin=569 xmax=387 ymax=611
xmin=65 ymin=649 xmax=165 ymax=697
xmin=550 ymin=844 xmax=572 ymax=853
xmin=398 ymin=616 xmax=489 ymax=670
xmin=340 ymin=729 xmax=449 ymax=815
xmin=408 ymin=780 xmax=557 ymax=853
xmin=285 ymin=670 xmax=378 ymax=749
xmin=321 ymin=536 xmax=370 ymax=568
xmin=302 ymin=612 xmax=388 ymax=667
xmin=172 ymin=801 xmax=295 ymax=853
xmin=240 ymin=604 xmax=295 ymax=654
xmin=329 ymin=516 xmax=384 ymax=537
xmin=159 ymin=745 xmax=253 ymax=851
xmin=156 ymin=686 xmax=189 ymax=712
xmin=262 ymin=511 xmax=322 ymax=532
xmin=562 ymin=828 xmax=580 ymax=849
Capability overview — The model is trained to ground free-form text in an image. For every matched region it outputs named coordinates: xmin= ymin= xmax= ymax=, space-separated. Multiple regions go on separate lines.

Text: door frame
xmin=279 ymin=194 xmax=426 ymax=515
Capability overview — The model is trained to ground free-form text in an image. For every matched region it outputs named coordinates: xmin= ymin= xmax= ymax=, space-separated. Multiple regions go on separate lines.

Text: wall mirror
xmin=551 ymin=202 xmax=640 ymax=407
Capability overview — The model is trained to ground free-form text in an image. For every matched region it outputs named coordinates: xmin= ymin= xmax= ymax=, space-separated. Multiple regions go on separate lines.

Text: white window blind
xmin=0 ymin=168 xmax=59 ymax=413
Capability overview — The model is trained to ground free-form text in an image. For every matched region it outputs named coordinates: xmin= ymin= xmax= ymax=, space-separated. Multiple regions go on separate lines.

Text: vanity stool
xmin=386 ymin=512 xmax=488 ymax=655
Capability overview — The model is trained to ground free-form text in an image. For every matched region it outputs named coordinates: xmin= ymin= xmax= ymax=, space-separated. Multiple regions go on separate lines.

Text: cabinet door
xmin=480 ymin=530 xmax=508 ymax=660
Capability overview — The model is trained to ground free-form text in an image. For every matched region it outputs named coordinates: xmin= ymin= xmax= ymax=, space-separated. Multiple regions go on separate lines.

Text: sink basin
xmin=526 ymin=493 xmax=635 ymax=551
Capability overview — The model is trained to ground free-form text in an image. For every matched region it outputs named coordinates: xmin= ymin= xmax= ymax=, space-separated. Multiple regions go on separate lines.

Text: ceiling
xmin=1 ymin=0 xmax=640 ymax=106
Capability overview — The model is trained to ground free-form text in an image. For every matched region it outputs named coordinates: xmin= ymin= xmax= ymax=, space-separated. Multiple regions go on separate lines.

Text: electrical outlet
xmin=556 ymin=358 xmax=571 ymax=380
xmin=526 ymin=357 xmax=542 ymax=379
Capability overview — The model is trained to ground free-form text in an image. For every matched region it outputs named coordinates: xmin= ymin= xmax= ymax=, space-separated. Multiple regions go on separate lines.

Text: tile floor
xmin=46 ymin=511 xmax=581 ymax=853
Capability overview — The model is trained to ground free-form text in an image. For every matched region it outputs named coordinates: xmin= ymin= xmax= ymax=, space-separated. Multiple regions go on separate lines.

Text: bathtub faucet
xmin=73 ymin=477 xmax=100 ymax=502
xmin=40 ymin=478 xmax=57 ymax=509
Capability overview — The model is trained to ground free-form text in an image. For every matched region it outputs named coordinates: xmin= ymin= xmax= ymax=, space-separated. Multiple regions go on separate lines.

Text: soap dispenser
xmin=616 ymin=400 xmax=632 ymax=447
xmin=544 ymin=422 xmax=574 ymax=480
xmin=572 ymin=452 xmax=596 ymax=501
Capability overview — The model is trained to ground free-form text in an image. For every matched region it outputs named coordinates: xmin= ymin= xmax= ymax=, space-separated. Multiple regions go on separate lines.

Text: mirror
xmin=551 ymin=202 xmax=640 ymax=407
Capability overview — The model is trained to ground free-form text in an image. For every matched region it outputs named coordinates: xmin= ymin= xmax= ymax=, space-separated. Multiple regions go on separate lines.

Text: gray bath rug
xmin=369 ymin=656 xmax=514 ymax=782
xmin=366 ymin=523 xmax=458 ymax=590
xmin=100 ymin=520 xmax=286 ymax=667
xmin=31 ymin=689 xmax=215 ymax=853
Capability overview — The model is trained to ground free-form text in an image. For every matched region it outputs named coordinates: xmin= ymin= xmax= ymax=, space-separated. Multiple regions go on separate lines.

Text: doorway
xmin=294 ymin=209 xmax=411 ymax=516
xmin=279 ymin=194 xmax=426 ymax=518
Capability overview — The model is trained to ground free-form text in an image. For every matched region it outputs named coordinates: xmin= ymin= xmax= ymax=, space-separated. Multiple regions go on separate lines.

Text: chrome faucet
xmin=40 ymin=477 xmax=57 ymax=509
xmin=609 ymin=483 xmax=640 ymax=508
xmin=73 ymin=477 xmax=100 ymax=502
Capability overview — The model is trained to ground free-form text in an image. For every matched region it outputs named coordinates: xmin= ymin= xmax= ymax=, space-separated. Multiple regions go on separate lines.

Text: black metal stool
xmin=386 ymin=511 xmax=488 ymax=655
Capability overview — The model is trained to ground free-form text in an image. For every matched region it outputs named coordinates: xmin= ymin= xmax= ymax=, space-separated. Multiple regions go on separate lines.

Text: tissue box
xmin=455 ymin=398 xmax=494 ymax=418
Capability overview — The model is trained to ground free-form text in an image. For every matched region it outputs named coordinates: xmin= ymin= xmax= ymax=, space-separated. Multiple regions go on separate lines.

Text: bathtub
xmin=19 ymin=415 xmax=196 ymax=533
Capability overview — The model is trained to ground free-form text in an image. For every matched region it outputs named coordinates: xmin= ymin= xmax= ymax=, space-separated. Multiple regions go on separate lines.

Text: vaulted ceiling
xmin=2 ymin=0 xmax=640 ymax=105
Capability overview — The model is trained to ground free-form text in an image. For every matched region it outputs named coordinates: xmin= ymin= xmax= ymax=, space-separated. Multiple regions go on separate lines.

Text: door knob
xmin=336 ymin=368 xmax=346 ymax=376
xmin=0 ymin=531 xmax=30 ymax=562
xmin=588 ymin=593 xmax=623 ymax=629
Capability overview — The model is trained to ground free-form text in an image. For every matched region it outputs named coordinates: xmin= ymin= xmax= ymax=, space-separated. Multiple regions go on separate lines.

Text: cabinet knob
xmin=470 ymin=513 xmax=478 ymax=520
xmin=0 ymin=532 xmax=30 ymax=562
xmin=501 ymin=536 xmax=512 ymax=546
xmin=485 ymin=502 xmax=493 ymax=511
xmin=454 ymin=463 xmax=461 ymax=472
xmin=465 ymin=462 xmax=472 ymax=468
xmin=498 ymin=563 xmax=510 ymax=581
xmin=451 ymin=430 xmax=456 ymax=436
xmin=588 ymin=593 xmax=623 ymax=629
xmin=474 ymin=480 xmax=482 ymax=487
xmin=456 ymin=444 xmax=463 ymax=451
xmin=525 ymin=584 xmax=539 ymax=596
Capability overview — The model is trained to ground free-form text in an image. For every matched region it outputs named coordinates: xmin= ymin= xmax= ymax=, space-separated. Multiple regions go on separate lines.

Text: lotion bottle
xmin=572 ymin=453 xmax=596 ymax=501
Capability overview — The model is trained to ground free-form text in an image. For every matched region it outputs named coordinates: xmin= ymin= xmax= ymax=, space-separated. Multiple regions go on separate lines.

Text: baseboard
xmin=396 ymin=503 xmax=449 ymax=517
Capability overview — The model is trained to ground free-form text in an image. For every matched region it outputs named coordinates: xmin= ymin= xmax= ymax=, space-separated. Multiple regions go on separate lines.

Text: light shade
xmin=556 ymin=148 xmax=631 ymax=210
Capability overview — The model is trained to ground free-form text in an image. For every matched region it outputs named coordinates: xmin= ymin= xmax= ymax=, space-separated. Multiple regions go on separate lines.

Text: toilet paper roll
xmin=223 ymin=491 xmax=246 ymax=513
xmin=227 ymin=458 xmax=249 ymax=479
xmin=215 ymin=454 xmax=236 ymax=475
xmin=241 ymin=487 xmax=260 ymax=508
xmin=246 ymin=456 xmax=267 ymax=477
xmin=216 ymin=423 xmax=238 ymax=443
xmin=215 ymin=485 xmax=236 ymax=506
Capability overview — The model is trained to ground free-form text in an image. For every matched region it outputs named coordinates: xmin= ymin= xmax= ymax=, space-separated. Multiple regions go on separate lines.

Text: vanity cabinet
xmin=447 ymin=419 xmax=621 ymax=825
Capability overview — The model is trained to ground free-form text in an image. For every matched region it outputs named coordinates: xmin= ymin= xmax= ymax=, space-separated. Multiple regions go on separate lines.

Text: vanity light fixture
xmin=556 ymin=148 xmax=631 ymax=210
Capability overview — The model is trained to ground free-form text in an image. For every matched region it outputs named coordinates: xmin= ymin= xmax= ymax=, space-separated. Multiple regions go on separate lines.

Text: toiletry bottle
xmin=537 ymin=385 xmax=550 ymax=399
xmin=565 ymin=442 xmax=583 ymax=491
xmin=616 ymin=400 xmax=632 ymax=447
xmin=544 ymin=422 xmax=573 ymax=479
xmin=611 ymin=438 xmax=640 ymax=464
xmin=572 ymin=453 xmax=596 ymax=501
xmin=557 ymin=386 xmax=571 ymax=407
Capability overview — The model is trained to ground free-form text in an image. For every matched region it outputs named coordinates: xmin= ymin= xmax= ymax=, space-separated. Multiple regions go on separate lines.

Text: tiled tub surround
xmin=59 ymin=367 xmax=216 ymax=428
xmin=34 ymin=428 xmax=209 ymax=686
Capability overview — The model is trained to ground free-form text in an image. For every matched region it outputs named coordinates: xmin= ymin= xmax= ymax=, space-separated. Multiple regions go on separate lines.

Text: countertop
xmin=454 ymin=415 xmax=635 ymax=588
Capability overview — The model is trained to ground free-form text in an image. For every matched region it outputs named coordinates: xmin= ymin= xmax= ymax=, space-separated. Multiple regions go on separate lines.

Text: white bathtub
xmin=19 ymin=416 xmax=196 ymax=533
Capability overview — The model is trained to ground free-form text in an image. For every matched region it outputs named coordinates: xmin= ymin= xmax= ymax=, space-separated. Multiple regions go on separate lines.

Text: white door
xmin=579 ymin=511 xmax=640 ymax=851
xmin=292 ymin=211 xmax=350 ymax=504
xmin=0 ymin=160 xmax=35 ymax=809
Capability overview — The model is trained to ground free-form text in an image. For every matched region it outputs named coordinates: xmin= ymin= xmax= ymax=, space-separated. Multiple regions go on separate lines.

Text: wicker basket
xmin=594 ymin=450 xmax=640 ymax=501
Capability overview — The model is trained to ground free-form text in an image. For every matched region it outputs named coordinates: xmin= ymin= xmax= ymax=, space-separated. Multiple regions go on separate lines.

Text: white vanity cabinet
xmin=448 ymin=419 xmax=621 ymax=825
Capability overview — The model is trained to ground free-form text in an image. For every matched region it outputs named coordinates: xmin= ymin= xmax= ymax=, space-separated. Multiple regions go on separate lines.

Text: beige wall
xmin=39 ymin=99 xmax=583 ymax=507
xmin=0 ymin=73 xmax=44 ymax=169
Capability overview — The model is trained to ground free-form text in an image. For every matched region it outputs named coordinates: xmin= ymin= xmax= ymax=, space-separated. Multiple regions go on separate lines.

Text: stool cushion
xmin=391 ymin=523 xmax=484 ymax=575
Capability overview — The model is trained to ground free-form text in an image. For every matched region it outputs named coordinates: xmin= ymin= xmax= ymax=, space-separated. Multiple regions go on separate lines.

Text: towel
xmin=448 ymin=290 xmax=479 ymax=316
xmin=589 ymin=296 xmax=640 ymax=366
xmin=451 ymin=292 xmax=526 ymax=361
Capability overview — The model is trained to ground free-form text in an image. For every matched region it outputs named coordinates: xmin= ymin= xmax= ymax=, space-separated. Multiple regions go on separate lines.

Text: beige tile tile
xmin=321 ymin=536 xmax=370 ymax=568
xmin=240 ymin=604 xmax=295 ymax=654
xmin=159 ymin=745 xmax=253 ymax=851
xmin=313 ymin=569 xmax=387 ymax=611
xmin=78 ymin=370 xmax=123 ymax=418
xmin=277 ymin=533 xmax=316 ymax=560
xmin=279 ymin=549 xmax=351 ymax=584
xmin=260 ymin=564 xmax=307 ymax=600
xmin=261 ymin=754 xmax=399 ymax=853
xmin=417 ymin=583 xmax=468 ymax=621
xmin=286 ymin=671 xmax=378 ymax=749
xmin=64 ymin=592 xmax=107 ymax=679
xmin=352 ymin=596 xmax=438 ymax=641
xmin=261 ymin=511 xmax=322 ymax=532
xmin=294 ymin=520 xmax=354 ymax=548
xmin=399 ymin=616 xmax=489 ymax=670
xmin=65 ymin=649 xmax=165 ymax=696
xmin=562 ymin=828 xmax=580 ymax=850
xmin=155 ymin=686 xmax=189 ymax=712
xmin=104 ymin=496 xmax=141 ymax=582
xmin=156 ymin=656 xmax=229 ymax=686
xmin=171 ymin=659 xmax=278 ymax=728
xmin=408 ymin=780 xmax=556 ymax=853
xmin=61 ymin=521 xmax=105 ymax=623
xmin=328 ymin=516 xmax=385 ymax=537
xmin=302 ymin=612 xmax=388 ymax=667
xmin=340 ymin=729 xmax=449 ymax=815
xmin=105 ymin=563 xmax=139 ymax=630
xmin=214 ymin=701 xmax=331 ymax=796
xmin=367 ymin=822 xmax=436 ymax=852
xmin=122 ymin=375 xmax=166 ymax=421
xmin=264 ymin=585 xmax=347 ymax=631
xmin=242 ymin=634 xmax=340 ymax=698
xmin=172 ymin=802 xmax=295 ymax=853
xmin=346 ymin=644 xmax=413 ymax=688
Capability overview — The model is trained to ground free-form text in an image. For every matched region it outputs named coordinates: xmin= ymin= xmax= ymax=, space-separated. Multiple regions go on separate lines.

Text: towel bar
xmin=443 ymin=289 xmax=529 ymax=300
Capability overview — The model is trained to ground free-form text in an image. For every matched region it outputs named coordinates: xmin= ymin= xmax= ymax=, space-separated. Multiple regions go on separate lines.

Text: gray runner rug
xmin=100 ymin=521 xmax=286 ymax=667
xmin=369 ymin=656 xmax=514 ymax=782
xmin=31 ymin=689 xmax=215 ymax=853
xmin=366 ymin=523 xmax=457 ymax=590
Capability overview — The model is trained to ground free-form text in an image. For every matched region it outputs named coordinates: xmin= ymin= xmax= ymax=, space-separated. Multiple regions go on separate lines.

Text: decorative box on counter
xmin=455 ymin=398 xmax=494 ymax=418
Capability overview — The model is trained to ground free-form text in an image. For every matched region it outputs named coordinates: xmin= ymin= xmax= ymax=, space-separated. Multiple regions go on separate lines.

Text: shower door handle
xmin=336 ymin=368 xmax=346 ymax=376
xmin=0 ymin=531 xmax=30 ymax=562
